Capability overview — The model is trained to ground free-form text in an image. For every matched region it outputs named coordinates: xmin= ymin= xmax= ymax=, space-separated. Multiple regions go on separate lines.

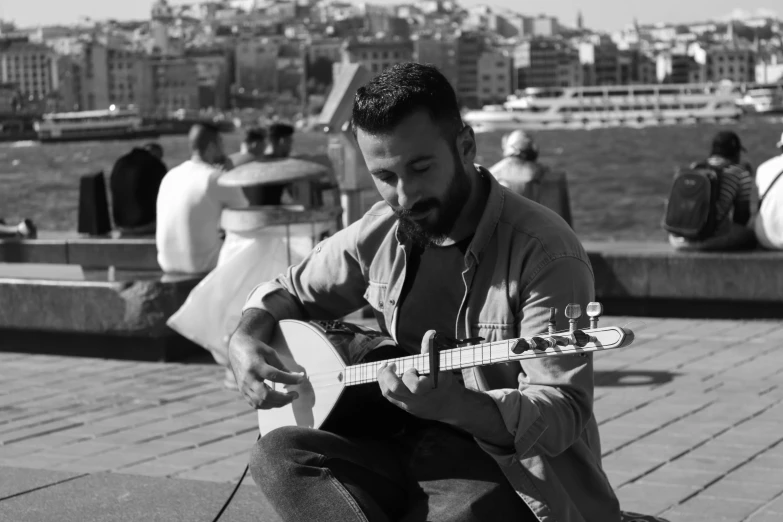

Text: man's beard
xmin=395 ymin=159 xmax=472 ymax=249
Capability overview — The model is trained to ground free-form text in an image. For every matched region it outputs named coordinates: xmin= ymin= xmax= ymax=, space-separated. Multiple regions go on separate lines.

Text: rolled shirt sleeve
xmin=480 ymin=255 xmax=596 ymax=459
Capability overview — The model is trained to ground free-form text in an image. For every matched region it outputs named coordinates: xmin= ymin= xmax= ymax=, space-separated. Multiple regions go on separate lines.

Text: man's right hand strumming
xmin=228 ymin=309 xmax=306 ymax=410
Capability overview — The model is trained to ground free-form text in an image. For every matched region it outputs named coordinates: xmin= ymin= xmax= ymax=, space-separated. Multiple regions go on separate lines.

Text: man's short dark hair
xmin=711 ymin=130 xmax=745 ymax=159
xmin=350 ymin=63 xmax=463 ymax=144
xmin=188 ymin=123 xmax=221 ymax=154
xmin=143 ymin=142 xmax=163 ymax=157
xmin=243 ymin=127 xmax=266 ymax=145
xmin=268 ymin=123 xmax=294 ymax=141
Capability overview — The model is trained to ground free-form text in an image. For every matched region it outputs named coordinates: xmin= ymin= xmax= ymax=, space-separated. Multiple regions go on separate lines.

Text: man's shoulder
xmin=498 ymin=188 xmax=586 ymax=261
xmin=757 ymin=155 xmax=783 ymax=178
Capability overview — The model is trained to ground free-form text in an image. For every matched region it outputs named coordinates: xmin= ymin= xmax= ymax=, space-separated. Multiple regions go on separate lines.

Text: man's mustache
xmin=394 ymin=200 xmax=439 ymax=218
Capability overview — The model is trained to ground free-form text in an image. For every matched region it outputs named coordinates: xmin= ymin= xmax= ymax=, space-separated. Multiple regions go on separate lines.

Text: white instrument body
xmin=258 ymin=320 xmax=635 ymax=435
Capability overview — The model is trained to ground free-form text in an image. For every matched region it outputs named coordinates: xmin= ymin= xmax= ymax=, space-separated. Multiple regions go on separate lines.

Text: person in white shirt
xmin=156 ymin=123 xmax=249 ymax=274
xmin=754 ymin=132 xmax=783 ymax=250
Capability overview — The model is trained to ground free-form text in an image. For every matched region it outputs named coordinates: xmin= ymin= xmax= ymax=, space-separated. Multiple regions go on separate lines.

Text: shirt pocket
xmin=470 ymin=322 xmax=516 ymax=344
xmin=363 ymin=281 xmax=389 ymax=313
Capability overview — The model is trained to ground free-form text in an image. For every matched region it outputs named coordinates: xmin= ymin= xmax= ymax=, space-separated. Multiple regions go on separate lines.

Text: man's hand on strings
xmin=376 ymin=330 xmax=463 ymax=422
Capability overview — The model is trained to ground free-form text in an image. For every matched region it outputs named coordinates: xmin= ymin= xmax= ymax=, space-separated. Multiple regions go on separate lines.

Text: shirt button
xmin=389 ymin=299 xmax=396 ymax=305
xmin=316 ymin=246 xmax=322 ymax=253
xmin=378 ymin=301 xmax=384 ymax=309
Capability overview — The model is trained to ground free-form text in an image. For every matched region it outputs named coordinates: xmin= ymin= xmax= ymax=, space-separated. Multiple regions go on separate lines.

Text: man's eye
xmin=411 ymin=164 xmax=430 ymax=173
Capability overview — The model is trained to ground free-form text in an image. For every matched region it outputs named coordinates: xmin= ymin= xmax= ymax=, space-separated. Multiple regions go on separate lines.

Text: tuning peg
xmin=547 ymin=307 xmax=557 ymax=335
xmin=530 ymin=336 xmax=552 ymax=351
xmin=565 ymin=303 xmax=581 ymax=333
xmin=511 ymin=338 xmax=531 ymax=354
xmin=586 ymin=301 xmax=603 ymax=329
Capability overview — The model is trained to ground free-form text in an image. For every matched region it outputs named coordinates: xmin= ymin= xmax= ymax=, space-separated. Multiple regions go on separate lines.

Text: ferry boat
xmin=463 ymin=83 xmax=743 ymax=132
xmin=34 ymin=108 xmax=160 ymax=143
xmin=736 ymin=84 xmax=783 ymax=114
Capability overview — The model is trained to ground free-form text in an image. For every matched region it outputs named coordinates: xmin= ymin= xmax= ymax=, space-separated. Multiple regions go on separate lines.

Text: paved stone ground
xmin=1 ymin=316 xmax=783 ymax=521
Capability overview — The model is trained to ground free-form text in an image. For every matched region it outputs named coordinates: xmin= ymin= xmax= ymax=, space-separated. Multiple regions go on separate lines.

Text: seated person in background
xmin=753 ymin=131 xmax=783 ymax=250
xmin=0 ymin=218 xmax=36 ymax=239
xmin=266 ymin=122 xmax=295 ymax=159
xmin=666 ymin=130 xmax=756 ymax=251
xmin=229 ymin=127 xmax=267 ymax=169
xmin=229 ymin=127 xmax=275 ymax=206
xmin=263 ymin=122 xmax=296 ymax=205
xmin=489 ymin=130 xmax=573 ymax=228
xmin=229 ymin=63 xmax=620 ymax=522
xmin=109 ymin=142 xmax=168 ymax=236
xmin=156 ymin=123 xmax=248 ymax=274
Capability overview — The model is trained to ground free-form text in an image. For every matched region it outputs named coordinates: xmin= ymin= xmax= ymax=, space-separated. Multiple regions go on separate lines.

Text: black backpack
xmin=662 ymin=162 xmax=723 ymax=240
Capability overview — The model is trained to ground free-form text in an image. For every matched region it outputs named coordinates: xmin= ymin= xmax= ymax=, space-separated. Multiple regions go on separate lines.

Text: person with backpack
xmin=752 ymin=131 xmax=783 ymax=250
xmin=489 ymin=130 xmax=574 ymax=228
xmin=663 ymin=130 xmax=756 ymax=251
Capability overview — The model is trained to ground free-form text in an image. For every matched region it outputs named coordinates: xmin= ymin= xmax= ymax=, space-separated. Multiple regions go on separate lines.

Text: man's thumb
xmin=420 ymin=330 xmax=438 ymax=355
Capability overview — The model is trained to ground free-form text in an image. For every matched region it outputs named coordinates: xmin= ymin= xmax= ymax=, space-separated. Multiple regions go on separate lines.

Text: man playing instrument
xmin=228 ymin=63 xmax=621 ymax=522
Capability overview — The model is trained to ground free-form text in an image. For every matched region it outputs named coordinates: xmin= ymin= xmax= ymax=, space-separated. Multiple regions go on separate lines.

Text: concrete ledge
xmin=0 ymin=238 xmax=159 ymax=269
xmin=0 ymin=273 xmax=203 ymax=361
xmin=0 ymin=239 xmax=68 ymax=264
xmin=584 ymin=241 xmax=783 ymax=318
xmin=68 ymin=239 xmax=159 ymax=270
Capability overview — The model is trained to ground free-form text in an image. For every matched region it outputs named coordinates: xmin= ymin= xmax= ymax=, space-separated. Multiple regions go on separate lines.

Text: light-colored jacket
xmin=243 ymin=168 xmax=620 ymax=522
xmin=490 ymin=156 xmax=574 ymax=228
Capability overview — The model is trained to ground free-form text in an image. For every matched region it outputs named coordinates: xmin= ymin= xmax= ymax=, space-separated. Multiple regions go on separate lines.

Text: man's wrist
xmin=235 ymin=308 xmax=277 ymax=345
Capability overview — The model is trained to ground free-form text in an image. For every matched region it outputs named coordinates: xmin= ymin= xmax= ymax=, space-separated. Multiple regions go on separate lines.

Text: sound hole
xmin=337 ymin=372 xmax=343 ymax=382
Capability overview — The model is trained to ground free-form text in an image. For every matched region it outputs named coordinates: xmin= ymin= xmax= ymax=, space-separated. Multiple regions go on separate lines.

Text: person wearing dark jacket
xmin=109 ymin=143 xmax=168 ymax=236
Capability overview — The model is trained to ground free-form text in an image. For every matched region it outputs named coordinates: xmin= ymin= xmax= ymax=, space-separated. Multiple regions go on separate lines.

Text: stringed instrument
xmin=256 ymin=302 xmax=635 ymax=436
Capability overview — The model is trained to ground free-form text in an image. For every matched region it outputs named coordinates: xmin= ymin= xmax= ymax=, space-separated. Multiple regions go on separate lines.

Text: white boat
xmin=463 ymin=84 xmax=743 ymax=132
xmin=34 ymin=108 xmax=160 ymax=143
xmin=736 ymin=85 xmax=783 ymax=114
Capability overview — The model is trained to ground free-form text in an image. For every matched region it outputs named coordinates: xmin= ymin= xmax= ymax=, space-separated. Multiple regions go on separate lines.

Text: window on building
xmin=382 ymin=51 xmax=388 ymax=59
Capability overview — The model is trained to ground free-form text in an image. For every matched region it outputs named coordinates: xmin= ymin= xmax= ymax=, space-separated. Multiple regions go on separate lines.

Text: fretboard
xmin=342 ymin=327 xmax=628 ymax=386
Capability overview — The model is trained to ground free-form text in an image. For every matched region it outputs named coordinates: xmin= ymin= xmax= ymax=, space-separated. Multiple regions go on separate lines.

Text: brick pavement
xmin=1 ymin=316 xmax=783 ymax=521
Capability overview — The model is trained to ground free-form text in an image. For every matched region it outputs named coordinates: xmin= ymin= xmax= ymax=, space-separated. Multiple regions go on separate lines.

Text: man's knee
xmin=250 ymin=426 xmax=323 ymax=487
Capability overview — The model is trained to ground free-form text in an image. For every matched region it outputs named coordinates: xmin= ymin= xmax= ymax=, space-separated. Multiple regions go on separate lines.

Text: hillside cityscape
xmin=0 ymin=0 xmax=782 ymax=119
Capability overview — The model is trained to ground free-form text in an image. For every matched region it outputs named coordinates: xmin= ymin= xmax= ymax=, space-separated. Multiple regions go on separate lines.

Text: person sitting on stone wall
xmin=155 ymin=123 xmax=248 ymax=275
xmin=229 ymin=127 xmax=267 ymax=169
xmin=489 ymin=130 xmax=573 ymax=228
xmin=258 ymin=122 xmax=297 ymax=205
xmin=752 ymin=131 xmax=783 ymax=250
xmin=109 ymin=142 xmax=168 ymax=237
xmin=667 ymin=130 xmax=756 ymax=251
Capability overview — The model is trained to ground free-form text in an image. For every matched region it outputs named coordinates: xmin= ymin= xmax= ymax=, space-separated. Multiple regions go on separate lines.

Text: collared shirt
xmin=156 ymin=160 xmax=248 ymax=274
xmin=754 ymin=154 xmax=783 ymax=249
xmin=243 ymin=167 xmax=620 ymax=522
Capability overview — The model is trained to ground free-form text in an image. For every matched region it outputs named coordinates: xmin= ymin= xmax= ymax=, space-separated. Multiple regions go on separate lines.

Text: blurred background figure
xmin=489 ymin=130 xmax=573 ymax=228
xmin=266 ymin=122 xmax=295 ymax=159
xmin=229 ymin=127 xmax=267 ymax=169
xmin=109 ymin=142 xmax=168 ymax=237
xmin=155 ymin=123 xmax=247 ymax=275
xmin=666 ymin=130 xmax=756 ymax=251
xmin=753 ymin=130 xmax=783 ymax=250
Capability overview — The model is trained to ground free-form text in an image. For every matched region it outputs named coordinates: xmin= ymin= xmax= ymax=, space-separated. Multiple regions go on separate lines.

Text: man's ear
xmin=458 ymin=126 xmax=477 ymax=164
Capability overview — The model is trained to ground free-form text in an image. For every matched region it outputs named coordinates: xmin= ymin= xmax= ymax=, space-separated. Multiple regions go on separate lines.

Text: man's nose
xmin=396 ymin=175 xmax=422 ymax=210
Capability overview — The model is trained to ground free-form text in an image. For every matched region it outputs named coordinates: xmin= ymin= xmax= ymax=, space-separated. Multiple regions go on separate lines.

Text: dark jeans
xmin=250 ymin=420 xmax=536 ymax=522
